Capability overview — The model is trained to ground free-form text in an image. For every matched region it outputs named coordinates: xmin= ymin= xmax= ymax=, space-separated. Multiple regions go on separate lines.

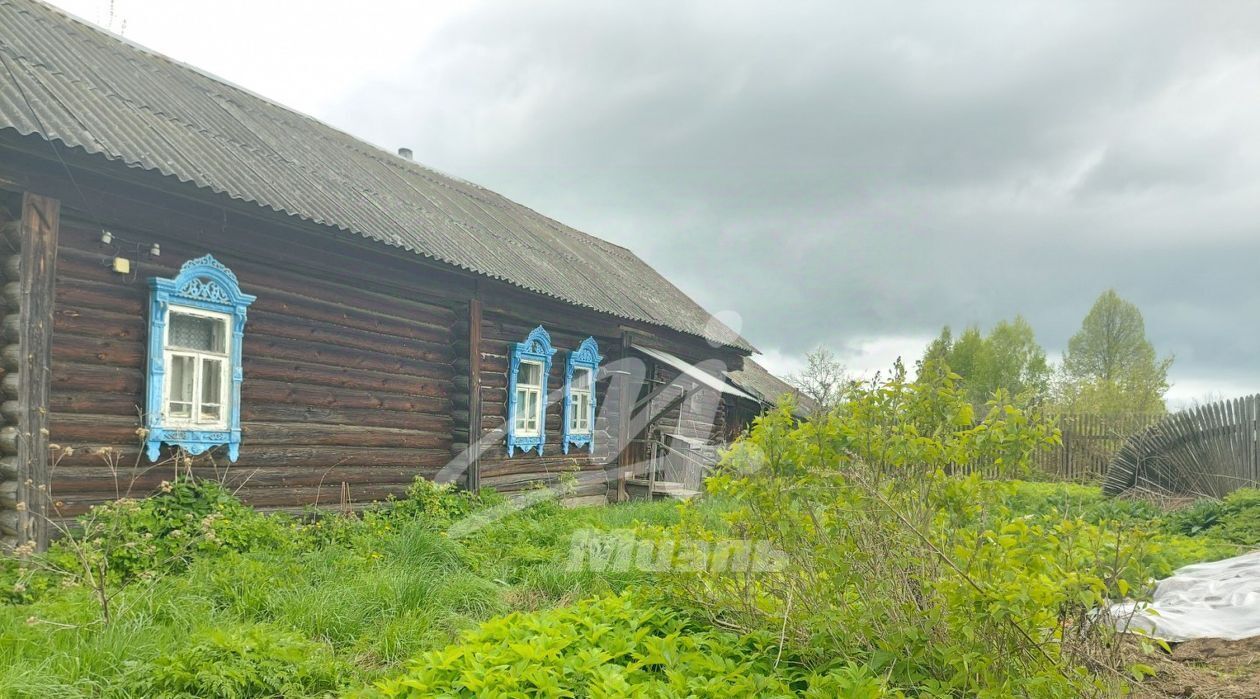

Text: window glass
xmin=573 ymin=367 xmax=591 ymax=392
xmin=201 ymin=357 xmax=223 ymax=421
xmin=169 ymin=312 xmax=226 ymax=353
xmin=169 ymin=354 xmax=195 ymax=419
xmin=519 ymin=361 xmax=542 ymax=387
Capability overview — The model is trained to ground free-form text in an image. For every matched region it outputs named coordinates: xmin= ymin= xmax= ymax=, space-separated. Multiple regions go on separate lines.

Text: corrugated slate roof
xmin=0 ymin=0 xmax=753 ymax=352
xmin=725 ymin=360 xmax=817 ymax=416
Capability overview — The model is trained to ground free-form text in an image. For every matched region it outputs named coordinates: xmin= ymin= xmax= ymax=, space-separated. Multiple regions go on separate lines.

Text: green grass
xmin=0 ymin=487 xmax=684 ymax=698
xmin=2 ymin=479 xmax=1255 ymax=698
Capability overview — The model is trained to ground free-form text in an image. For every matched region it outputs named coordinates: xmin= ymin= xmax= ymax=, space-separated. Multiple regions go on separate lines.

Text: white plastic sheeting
xmin=1112 ymin=550 xmax=1260 ymax=642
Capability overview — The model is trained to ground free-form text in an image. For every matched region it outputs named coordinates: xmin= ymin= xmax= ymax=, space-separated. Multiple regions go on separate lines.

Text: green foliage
xmin=667 ymin=369 xmax=1182 ymax=697
xmin=51 ymin=478 xmax=294 ymax=583
xmin=140 ymin=623 xmax=346 ymax=698
xmin=1165 ymin=488 xmax=1260 ymax=545
xmin=921 ymin=316 xmax=1050 ymax=409
xmin=368 ymin=593 xmax=899 ymax=698
xmin=1058 ymin=289 xmax=1172 ymax=414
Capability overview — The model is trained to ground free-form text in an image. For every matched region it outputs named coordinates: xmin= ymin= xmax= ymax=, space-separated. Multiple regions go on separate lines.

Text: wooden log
xmin=49 ymin=445 xmax=452 ymax=471
xmin=1 ymin=256 xmax=18 ymax=283
xmin=2 ymin=281 xmax=18 ymax=311
xmin=1 ymin=344 xmax=19 ymax=371
xmin=15 ymin=192 xmax=59 ymax=551
xmin=50 ymin=463 xmax=433 ymax=493
xmin=50 ymin=414 xmax=452 ymax=450
xmin=0 ymin=479 xmax=15 ymax=507
xmin=241 ymin=404 xmax=451 ymax=433
xmin=243 ymin=379 xmax=448 ymax=413
xmin=55 ymin=247 xmax=459 ymax=344
xmin=0 ymin=456 xmax=15 ymax=479
xmin=0 ymin=426 xmax=16 ymax=456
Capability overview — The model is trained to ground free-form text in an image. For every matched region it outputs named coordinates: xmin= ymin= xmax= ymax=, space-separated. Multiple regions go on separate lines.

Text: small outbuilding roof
xmin=725 ymin=359 xmax=817 ymax=416
xmin=0 ymin=0 xmax=753 ymax=352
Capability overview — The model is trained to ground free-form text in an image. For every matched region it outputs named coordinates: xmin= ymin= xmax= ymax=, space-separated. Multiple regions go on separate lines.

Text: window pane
xmin=572 ymin=392 xmax=590 ymax=432
xmin=573 ymin=368 xmax=591 ymax=391
xmin=515 ymin=388 xmax=529 ymax=430
xmin=201 ymin=358 xmax=223 ymax=422
xmin=169 ymin=312 xmax=226 ymax=353
xmin=519 ymin=362 xmax=541 ymax=387
xmin=169 ymin=354 xmax=195 ymax=419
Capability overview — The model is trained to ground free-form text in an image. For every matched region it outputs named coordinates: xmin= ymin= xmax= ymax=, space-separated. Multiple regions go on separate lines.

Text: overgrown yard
xmin=4 ymin=367 xmax=1259 ymax=697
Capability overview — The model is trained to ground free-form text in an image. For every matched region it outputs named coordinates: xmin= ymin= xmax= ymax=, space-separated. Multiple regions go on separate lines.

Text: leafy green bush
xmin=1161 ymin=488 xmax=1260 ymax=545
xmin=140 ymin=623 xmax=346 ymax=698
xmin=367 ymin=594 xmax=899 ymax=698
xmin=1218 ymin=488 xmax=1260 ymax=545
xmin=55 ymin=478 xmax=294 ymax=582
xmin=667 ymin=366 xmax=1143 ymax=697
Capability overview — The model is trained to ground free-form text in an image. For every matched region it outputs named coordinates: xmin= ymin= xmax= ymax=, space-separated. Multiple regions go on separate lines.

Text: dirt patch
xmin=1134 ymin=636 xmax=1260 ymax=698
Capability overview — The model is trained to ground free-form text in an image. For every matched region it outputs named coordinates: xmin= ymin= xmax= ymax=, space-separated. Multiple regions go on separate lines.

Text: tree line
xmin=924 ymin=289 xmax=1172 ymax=414
xmin=795 ymin=289 xmax=1173 ymax=416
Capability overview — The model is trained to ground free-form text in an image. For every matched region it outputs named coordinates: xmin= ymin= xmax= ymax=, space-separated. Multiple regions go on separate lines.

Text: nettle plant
xmin=668 ymin=360 xmax=1165 ymax=697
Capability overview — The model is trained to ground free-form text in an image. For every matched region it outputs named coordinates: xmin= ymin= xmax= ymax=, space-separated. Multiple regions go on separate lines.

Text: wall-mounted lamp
xmin=100 ymin=229 xmax=113 ymax=245
xmin=149 ymin=243 xmax=161 ymax=257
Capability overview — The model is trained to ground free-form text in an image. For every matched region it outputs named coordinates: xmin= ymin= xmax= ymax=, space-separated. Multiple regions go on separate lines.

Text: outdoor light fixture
xmin=99 ymin=229 xmax=113 ymax=245
xmin=149 ymin=242 xmax=161 ymax=257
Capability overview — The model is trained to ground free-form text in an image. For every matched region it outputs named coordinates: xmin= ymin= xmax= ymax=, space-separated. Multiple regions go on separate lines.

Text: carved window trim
xmin=145 ymin=254 xmax=255 ymax=462
xmin=562 ymin=337 xmax=602 ymax=454
xmin=506 ymin=325 xmax=556 ymax=456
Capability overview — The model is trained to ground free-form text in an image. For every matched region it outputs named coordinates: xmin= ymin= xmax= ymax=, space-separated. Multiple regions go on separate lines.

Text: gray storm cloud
xmin=324 ymin=0 xmax=1260 ymax=396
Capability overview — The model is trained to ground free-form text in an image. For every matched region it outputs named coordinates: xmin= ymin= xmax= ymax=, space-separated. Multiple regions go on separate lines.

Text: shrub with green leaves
xmin=1166 ymin=488 xmax=1260 ymax=545
xmin=59 ymin=478 xmax=294 ymax=581
xmin=367 ymin=594 xmax=899 ymax=698
xmin=666 ymin=366 xmax=1153 ymax=697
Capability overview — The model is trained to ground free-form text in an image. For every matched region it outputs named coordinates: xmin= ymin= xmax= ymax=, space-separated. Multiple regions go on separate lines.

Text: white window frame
xmin=162 ymin=305 xmax=232 ymax=430
xmin=514 ymin=359 xmax=545 ymax=437
xmin=568 ymin=366 xmax=593 ymax=435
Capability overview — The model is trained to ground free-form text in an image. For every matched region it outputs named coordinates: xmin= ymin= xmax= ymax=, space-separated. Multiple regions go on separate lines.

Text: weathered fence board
xmin=1103 ymin=395 xmax=1260 ymax=497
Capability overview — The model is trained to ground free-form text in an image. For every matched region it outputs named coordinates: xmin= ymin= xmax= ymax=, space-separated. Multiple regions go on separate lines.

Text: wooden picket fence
xmin=1034 ymin=413 xmax=1164 ymax=482
xmin=1103 ymin=395 xmax=1260 ymax=498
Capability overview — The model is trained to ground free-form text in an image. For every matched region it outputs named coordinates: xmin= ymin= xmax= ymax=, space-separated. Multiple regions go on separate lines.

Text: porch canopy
xmin=632 ymin=346 xmax=756 ymax=402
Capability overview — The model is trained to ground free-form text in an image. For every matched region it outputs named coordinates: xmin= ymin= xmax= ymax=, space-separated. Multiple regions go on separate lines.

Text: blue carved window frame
xmin=506 ymin=325 xmax=556 ymax=456
xmin=145 ymin=254 xmax=255 ymax=462
xmin=562 ymin=337 xmax=602 ymax=454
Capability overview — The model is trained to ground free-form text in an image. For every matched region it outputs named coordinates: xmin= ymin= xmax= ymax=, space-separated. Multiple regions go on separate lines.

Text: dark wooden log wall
xmin=1 ymin=139 xmax=752 ymax=518
xmin=474 ymin=308 xmax=619 ymax=504
xmin=47 ymin=217 xmax=459 ymax=516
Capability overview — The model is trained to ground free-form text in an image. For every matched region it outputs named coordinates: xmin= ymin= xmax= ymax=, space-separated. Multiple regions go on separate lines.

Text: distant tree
xmin=976 ymin=316 xmax=1050 ymax=404
xmin=918 ymin=319 xmax=1050 ymax=409
xmin=1058 ymin=290 xmax=1172 ymax=414
xmin=790 ymin=347 xmax=851 ymax=415
xmin=920 ymin=326 xmax=953 ymax=369
xmin=948 ymin=327 xmax=986 ymax=391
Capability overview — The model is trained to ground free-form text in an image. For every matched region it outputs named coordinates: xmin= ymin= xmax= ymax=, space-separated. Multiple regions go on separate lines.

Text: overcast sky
xmin=48 ymin=0 xmax=1260 ymax=406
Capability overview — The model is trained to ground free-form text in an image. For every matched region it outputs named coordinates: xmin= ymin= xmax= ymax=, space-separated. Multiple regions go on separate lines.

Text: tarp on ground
xmin=1112 ymin=550 xmax=1260 ymax=642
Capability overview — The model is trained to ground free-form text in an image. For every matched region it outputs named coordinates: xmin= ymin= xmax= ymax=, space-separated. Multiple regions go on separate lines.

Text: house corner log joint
xmin=1 ymin=192 xmax=59 ymax=553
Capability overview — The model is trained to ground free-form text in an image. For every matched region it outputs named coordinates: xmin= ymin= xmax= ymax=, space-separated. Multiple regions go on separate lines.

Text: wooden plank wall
xmin=46 ymin=217 xmax=458 ymax=515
